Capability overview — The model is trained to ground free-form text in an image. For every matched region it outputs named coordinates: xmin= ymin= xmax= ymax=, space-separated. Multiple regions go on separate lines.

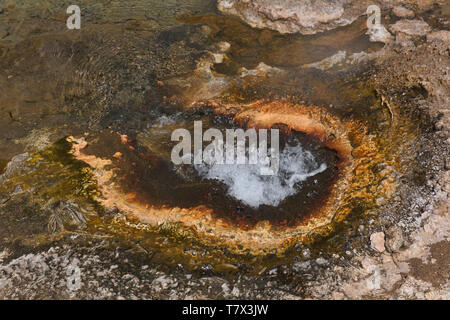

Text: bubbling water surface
xmin=194 ymin=137 xmax=327 ymax=207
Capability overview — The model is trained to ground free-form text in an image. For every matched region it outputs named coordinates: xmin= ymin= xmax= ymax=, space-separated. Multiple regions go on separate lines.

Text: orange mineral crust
xmin=68 ymin=100 xmax=393 ymax=254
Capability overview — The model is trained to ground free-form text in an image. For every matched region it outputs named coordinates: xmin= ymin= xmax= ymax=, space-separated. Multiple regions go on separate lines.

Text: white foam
xmin=193 ymin=140 xmax=327 ymax=208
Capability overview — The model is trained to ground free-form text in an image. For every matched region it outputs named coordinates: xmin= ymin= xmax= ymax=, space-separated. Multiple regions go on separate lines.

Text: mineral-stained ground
xmin=0 ymin=0 xmax=448 ymax=299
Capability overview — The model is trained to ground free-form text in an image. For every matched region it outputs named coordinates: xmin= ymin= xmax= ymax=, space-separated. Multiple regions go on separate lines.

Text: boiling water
xmin=193 ymin=137 xmax=327 ymax=207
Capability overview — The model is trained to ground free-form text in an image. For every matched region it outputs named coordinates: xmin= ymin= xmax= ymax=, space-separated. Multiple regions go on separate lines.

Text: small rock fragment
xmin=119 ymin=134 xmax=129 ymax=144
xmin=211 ymin=53 xmax=224 ymax=64
xmin=113 ymin=152 xmax=123 ymax=159
xmin=370 ymin=232 xmax=386 ymax=253
xmin=217 ymin=41 xmax=231 ymax=53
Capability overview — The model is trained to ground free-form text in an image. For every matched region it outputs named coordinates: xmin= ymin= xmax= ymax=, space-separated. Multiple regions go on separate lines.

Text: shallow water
xmin=183 ymin=14 xmax=383 ymax=73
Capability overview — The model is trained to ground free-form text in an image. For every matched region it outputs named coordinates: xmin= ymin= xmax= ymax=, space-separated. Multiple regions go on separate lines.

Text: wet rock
xmin=370 ymin=232 xmax=386 ymax=253
xmin=239 ymin=62 xmax=284 ymax=77
xmin=303 ymin=51 xmax=347 ymax=70
xmin=253 ymin=62 xmax=284 ymax=75
xmin=390 ymin=19 xmax=432 ymax=37
xmin=165 ymin=51 xmax=230 ymax=103
xmin=392 ymin=6 xmax=415 ymax=18
xmin=217 ymin=0 xmax=361 ymax=35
